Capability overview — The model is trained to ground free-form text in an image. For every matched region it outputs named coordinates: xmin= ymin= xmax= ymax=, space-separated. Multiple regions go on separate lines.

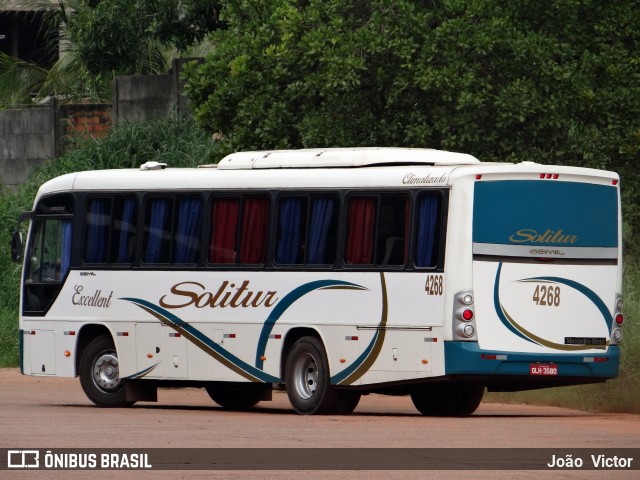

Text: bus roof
xmin=33 ymin=148 xmax=619 ymax=198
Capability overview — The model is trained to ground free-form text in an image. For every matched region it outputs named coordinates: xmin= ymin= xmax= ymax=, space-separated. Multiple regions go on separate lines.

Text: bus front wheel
xmin=79 ymin=335 xmax=134 ymax=407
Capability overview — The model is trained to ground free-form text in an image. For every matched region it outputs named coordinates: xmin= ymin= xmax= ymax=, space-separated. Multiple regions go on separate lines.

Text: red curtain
xmin=345 ymin=197 xmax=375 ymax=264
xmin=209 ymin=198 xmax=239 ymax=263
xmin=239 ymin=197 xmax=270 ymax=263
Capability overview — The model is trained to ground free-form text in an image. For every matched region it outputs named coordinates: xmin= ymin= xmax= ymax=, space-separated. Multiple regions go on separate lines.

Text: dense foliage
xmin=63 ymin=0 xmax=224 ymax=76
xmin=184 ymin=0 xmax=640 ymax=245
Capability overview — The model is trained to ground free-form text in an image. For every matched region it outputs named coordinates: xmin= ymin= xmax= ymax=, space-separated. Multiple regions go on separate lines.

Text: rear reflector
xmin=584 ymin=357 xmax=609 ymax=363
xmin=481 ymin=354 xmax=508 ymax=360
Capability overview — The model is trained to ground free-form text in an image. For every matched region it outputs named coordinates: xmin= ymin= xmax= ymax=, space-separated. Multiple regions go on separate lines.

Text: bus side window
xmin=239 ymin=196 xmax=270 ymax=264
xmin=143 ymin=197 xmax=173 ymax=263
xmin=345 ymin=196 xmax=377 ymax=265
xmin=376 ymin=196 xmax=409 ymax=266
xmin=84 ymin=198 xmax=111 ymax=263
xmin=344 ymin=194 xmax=409 ymax=267
xmin=414 ymin=193 xmax=442 ymax=268
xmin=209 ymin=195 xmax=270 ymax=265
xmin=276 ymin=195 xmax=337 ymax=266
xmin=276 ymin=197 xmax=307 ymax=264
xmin=111 ymin=196 xmax=137 ymax=263
xmin=209 ymin=197 xmax=240 ymax=263
xmin=307 ymin=196 xmax=337 ymax=264
xmin=173 ymin=196 xmax=203 ymax=263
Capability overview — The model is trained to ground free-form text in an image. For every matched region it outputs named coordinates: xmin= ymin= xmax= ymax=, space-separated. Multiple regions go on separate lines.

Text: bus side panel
xmin=41 ymin=270 xmax=445 ymax=386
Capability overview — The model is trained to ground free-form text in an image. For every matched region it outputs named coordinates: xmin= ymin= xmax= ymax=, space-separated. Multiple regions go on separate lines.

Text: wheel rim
xmin=292 ymin=352 xmax=319 ymax=400
xmin=92 ymin=351 xmax=121 ymax=392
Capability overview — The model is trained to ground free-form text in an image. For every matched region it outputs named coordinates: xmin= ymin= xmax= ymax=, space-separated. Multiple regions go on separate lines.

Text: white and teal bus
xmin=12 ymin=148 xmax=624 ymax=415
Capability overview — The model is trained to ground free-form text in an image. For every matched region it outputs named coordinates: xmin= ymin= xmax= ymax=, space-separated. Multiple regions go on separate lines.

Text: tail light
xmin=453 ymin=289 xmax=477 ymax=341
xmin=611 ymin=294 xmax=623 ymax=345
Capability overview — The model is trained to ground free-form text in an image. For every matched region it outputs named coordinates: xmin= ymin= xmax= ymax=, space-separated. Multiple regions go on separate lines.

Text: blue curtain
xmin=60 ymin=219 xmax=72 ymax=277
xmin=276 ymin=198 xmax=301 ymax=264
xmin=307 ymin=198 xmax=334 ymax=264
xmin=116 ymin=198 xmax=136 ymax=263
xmin=416 ymin=195 xmax=440 ymax=267
xmin=174 ymin=197 xmax=202 ymax=263
xmin=145 ymin=198 xmax=169 ymax=263
xmin=85 ymin=199 xmax=108 ymax=263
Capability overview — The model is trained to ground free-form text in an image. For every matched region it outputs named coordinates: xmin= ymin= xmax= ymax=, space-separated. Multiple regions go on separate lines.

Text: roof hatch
xmin=211 ymin=147 xmax=480 ymax=170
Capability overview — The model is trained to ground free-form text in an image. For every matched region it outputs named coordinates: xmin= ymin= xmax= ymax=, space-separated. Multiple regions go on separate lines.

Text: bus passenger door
xmin=135 ymin=323 xmax=163 ymax=378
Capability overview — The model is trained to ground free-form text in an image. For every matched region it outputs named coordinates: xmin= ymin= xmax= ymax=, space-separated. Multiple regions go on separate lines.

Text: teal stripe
xmin=330 ymin=331 xmax=379 ymax=384
xmin=123 ymin=298 xmax=280 ymax=383
xmin=123 ymin=362 xmax=159 ymax=379
xmin=494 ymin=263 xmax=537 ymax=344
xmin=254 ymin=280 xmax=366 ymax=369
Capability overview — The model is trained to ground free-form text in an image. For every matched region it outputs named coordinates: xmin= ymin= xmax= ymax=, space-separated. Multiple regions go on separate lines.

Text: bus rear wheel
xmin=205 ymin=383 xmax=266 ymax=409
xmin=79 ymin=335 xmax=134 ymax=408
xmin=411 ymin=384 xmax=484 ymax=416
xmin=335 ymin=390 xmax=361 ymax=414
xmin=285 ymin=336 xmax=346 ymax=415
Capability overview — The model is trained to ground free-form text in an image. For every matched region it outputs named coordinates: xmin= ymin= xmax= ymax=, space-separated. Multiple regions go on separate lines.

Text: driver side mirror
xmin=11 ymin=230 xmax=23 ymax=263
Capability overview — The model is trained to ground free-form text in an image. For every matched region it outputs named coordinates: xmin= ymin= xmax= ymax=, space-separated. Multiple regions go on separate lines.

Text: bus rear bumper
xmin=444 ymin=341 xmax=620 ymax=379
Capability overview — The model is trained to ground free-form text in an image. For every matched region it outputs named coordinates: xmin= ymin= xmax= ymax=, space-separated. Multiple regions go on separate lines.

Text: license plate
xmin=530 ymin=364 xmax=558 ymax=376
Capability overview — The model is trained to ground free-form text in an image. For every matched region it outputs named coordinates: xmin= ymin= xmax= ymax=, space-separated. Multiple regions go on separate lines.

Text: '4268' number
xmin=532 ymin=284 xmax=561 ymax=307
xmin=425 ymin=275 xmax=444 ymax=296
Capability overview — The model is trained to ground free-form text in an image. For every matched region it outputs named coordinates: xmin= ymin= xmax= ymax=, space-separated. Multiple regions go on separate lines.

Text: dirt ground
xmin=0 ymin=368 xmax=638 ymax=480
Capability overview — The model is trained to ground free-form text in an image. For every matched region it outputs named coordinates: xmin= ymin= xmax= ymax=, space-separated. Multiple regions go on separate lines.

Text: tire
xmin=79 ymin=335 xmax=134 ymax=407
xmin=205 ymin=383 xmax=266 ymax=409
xmin=285 ymin=336 xmax=341 ymax=415
xmin=335 ymin=390 xmax=361 ymax=414
xmin=411 ymin=384 xmax=484 ymax=416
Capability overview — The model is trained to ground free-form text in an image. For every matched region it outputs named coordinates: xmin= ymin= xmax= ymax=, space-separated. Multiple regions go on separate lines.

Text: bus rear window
xmin=473 ymin=180 xmax=618 ymax=259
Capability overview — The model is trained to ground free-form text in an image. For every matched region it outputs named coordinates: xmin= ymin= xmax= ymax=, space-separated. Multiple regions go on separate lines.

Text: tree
xmin=183 ymin=0 xmax=640 ymax=243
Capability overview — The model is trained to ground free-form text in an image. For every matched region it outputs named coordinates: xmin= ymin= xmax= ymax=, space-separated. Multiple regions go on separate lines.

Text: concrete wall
xmin=0 ymin=105 xmax=56 ymax=191
xmin=0 ymin=58 xmax=201 ymax=191
xmin=0 ymin=102 xmax=113 ymax=191
xmin=113 ymin=58 xmax=200 ymax=124
xmin=113 ymin=74 xmax=175 ymax=125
